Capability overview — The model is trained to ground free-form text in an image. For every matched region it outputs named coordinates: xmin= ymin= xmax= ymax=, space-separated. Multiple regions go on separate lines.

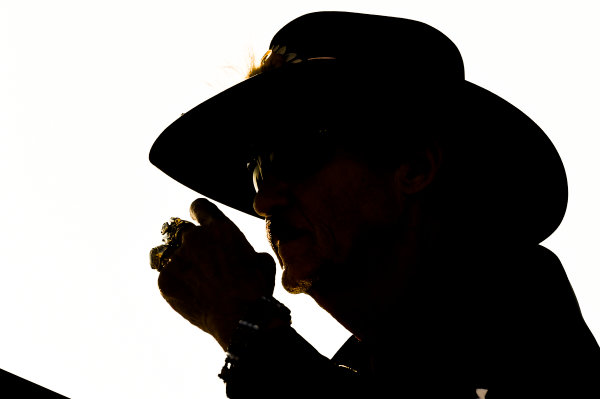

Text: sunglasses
xmin=246 ymin=128 xmax=334 ymax=192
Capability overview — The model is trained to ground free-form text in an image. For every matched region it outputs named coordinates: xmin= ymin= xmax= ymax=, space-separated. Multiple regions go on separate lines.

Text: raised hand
xmin=156 ymin=198 xmax=276 ymax=350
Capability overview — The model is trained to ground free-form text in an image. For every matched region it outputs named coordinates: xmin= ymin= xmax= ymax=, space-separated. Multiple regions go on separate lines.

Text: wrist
xmin=214 ymin=296 xmax=290 ymax=350
xmin=236 ymin=296 xmax=291 ymax=331
xmin=229 ymin=296 xmax=292 ymax=350
xmin=219 ymin=296 xmax=291 ymax=383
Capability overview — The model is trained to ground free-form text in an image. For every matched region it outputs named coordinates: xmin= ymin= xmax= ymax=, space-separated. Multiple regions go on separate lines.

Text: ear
xmin=394 ymin=142 xmax=443 ymax=195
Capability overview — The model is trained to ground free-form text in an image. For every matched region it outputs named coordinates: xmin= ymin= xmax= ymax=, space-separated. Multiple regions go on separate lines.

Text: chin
xmin=279 ymin=254 xmax=325 ymax=295
xmin=281 ymin=273 xmax=313 ymax=294
xmin=281 ymin=266 xmax=316 ymax=294
xmin=273 ymin=238 xmax=320 ymax=294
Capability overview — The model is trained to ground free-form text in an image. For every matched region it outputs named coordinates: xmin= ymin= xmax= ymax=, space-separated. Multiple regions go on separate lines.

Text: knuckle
xmin=180 ymin=225 xmax=202 ymax=244
xmin=256 ymin=252 xmax=275 ymax=266
xmin=179 ymin=228 xmax=194 ymax=243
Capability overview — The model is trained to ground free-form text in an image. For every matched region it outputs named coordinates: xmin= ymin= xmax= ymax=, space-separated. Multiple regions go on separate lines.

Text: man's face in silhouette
xmin=252 ymin=148 xmax=404 ymax=294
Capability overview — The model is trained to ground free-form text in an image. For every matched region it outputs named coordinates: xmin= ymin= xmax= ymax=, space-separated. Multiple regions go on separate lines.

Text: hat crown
xmin=268 ymin=12 xmax=464 ymax=84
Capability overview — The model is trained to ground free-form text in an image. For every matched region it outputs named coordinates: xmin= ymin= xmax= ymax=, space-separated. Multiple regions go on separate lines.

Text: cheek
xmin=312 ymin=180 xmax=400 ymax=263
xmin=294 ymin=156 xmax=399 ymax=264
xmin=307 ymin=190 xmax=366 ymax=263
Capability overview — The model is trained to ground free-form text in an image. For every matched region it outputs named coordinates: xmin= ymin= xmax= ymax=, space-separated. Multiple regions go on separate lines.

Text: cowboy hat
xmin=149 ymin=11 xmax=567 ymax=244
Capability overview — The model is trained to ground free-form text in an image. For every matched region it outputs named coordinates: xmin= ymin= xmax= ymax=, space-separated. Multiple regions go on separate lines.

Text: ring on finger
xmin=149 ymin=217 xmax=195 ymax=272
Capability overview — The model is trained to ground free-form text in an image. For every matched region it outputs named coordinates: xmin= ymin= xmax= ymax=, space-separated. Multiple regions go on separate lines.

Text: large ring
xmin=149 ymin=217 xmax=195 ymax=271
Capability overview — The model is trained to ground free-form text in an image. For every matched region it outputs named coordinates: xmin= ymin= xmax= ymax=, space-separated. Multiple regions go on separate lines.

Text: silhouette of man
xmin=150 ymin=12 xmax=600 ymax=398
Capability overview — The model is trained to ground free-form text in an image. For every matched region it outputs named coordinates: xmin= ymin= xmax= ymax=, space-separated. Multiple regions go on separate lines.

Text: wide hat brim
xmin=149 ymin=12 xmax=567 ymax=245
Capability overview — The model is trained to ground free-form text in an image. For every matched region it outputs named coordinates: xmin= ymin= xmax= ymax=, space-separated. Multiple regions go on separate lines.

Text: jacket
xmin=224 ymin=245 xmax=600 ymax=398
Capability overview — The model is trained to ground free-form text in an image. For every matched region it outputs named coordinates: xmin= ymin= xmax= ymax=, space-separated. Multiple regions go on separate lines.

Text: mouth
xmin=266 ymin=218 xmax=309 ymax=247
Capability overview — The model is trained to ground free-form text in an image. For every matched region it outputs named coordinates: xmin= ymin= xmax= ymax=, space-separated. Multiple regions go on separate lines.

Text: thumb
xmin=255 ymin=252 xmax=276 ymax=275
xmin=190 ymin=198 xmax=227 ymax=226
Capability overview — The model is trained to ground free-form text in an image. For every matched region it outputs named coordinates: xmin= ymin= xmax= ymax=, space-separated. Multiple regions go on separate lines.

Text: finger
xmin=149 ymin=244 xmax=169 ymax=271
xmin=175 ymin=221 xmax=197 ymax=242
xmin=190 ymin=198 xmax=227 ymax=226
xmin=157 ymin=255 xmax=192 ymax=297
xmin=157 ymin=260 xmax=182 ymax=297
xmin=255 ymin=252 xmax=276 ymax=274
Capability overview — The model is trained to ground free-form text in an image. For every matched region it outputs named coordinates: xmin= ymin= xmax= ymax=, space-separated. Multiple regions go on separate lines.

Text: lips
xmin=266 ymin=217 xmax=308 ymax=245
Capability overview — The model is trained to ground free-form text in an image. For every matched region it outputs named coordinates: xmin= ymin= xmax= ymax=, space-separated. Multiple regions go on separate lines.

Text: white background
xmin=1 ymin=1 xmax=598 ymax=398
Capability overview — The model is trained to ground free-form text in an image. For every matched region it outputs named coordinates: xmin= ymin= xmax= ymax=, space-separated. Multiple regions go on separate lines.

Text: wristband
xmin=219 ymin=296 xmax=291 ymax=383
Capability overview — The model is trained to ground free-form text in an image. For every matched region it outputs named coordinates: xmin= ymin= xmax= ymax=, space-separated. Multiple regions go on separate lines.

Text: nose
xmin=253 ymin=175 xmax=292 ymax=217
